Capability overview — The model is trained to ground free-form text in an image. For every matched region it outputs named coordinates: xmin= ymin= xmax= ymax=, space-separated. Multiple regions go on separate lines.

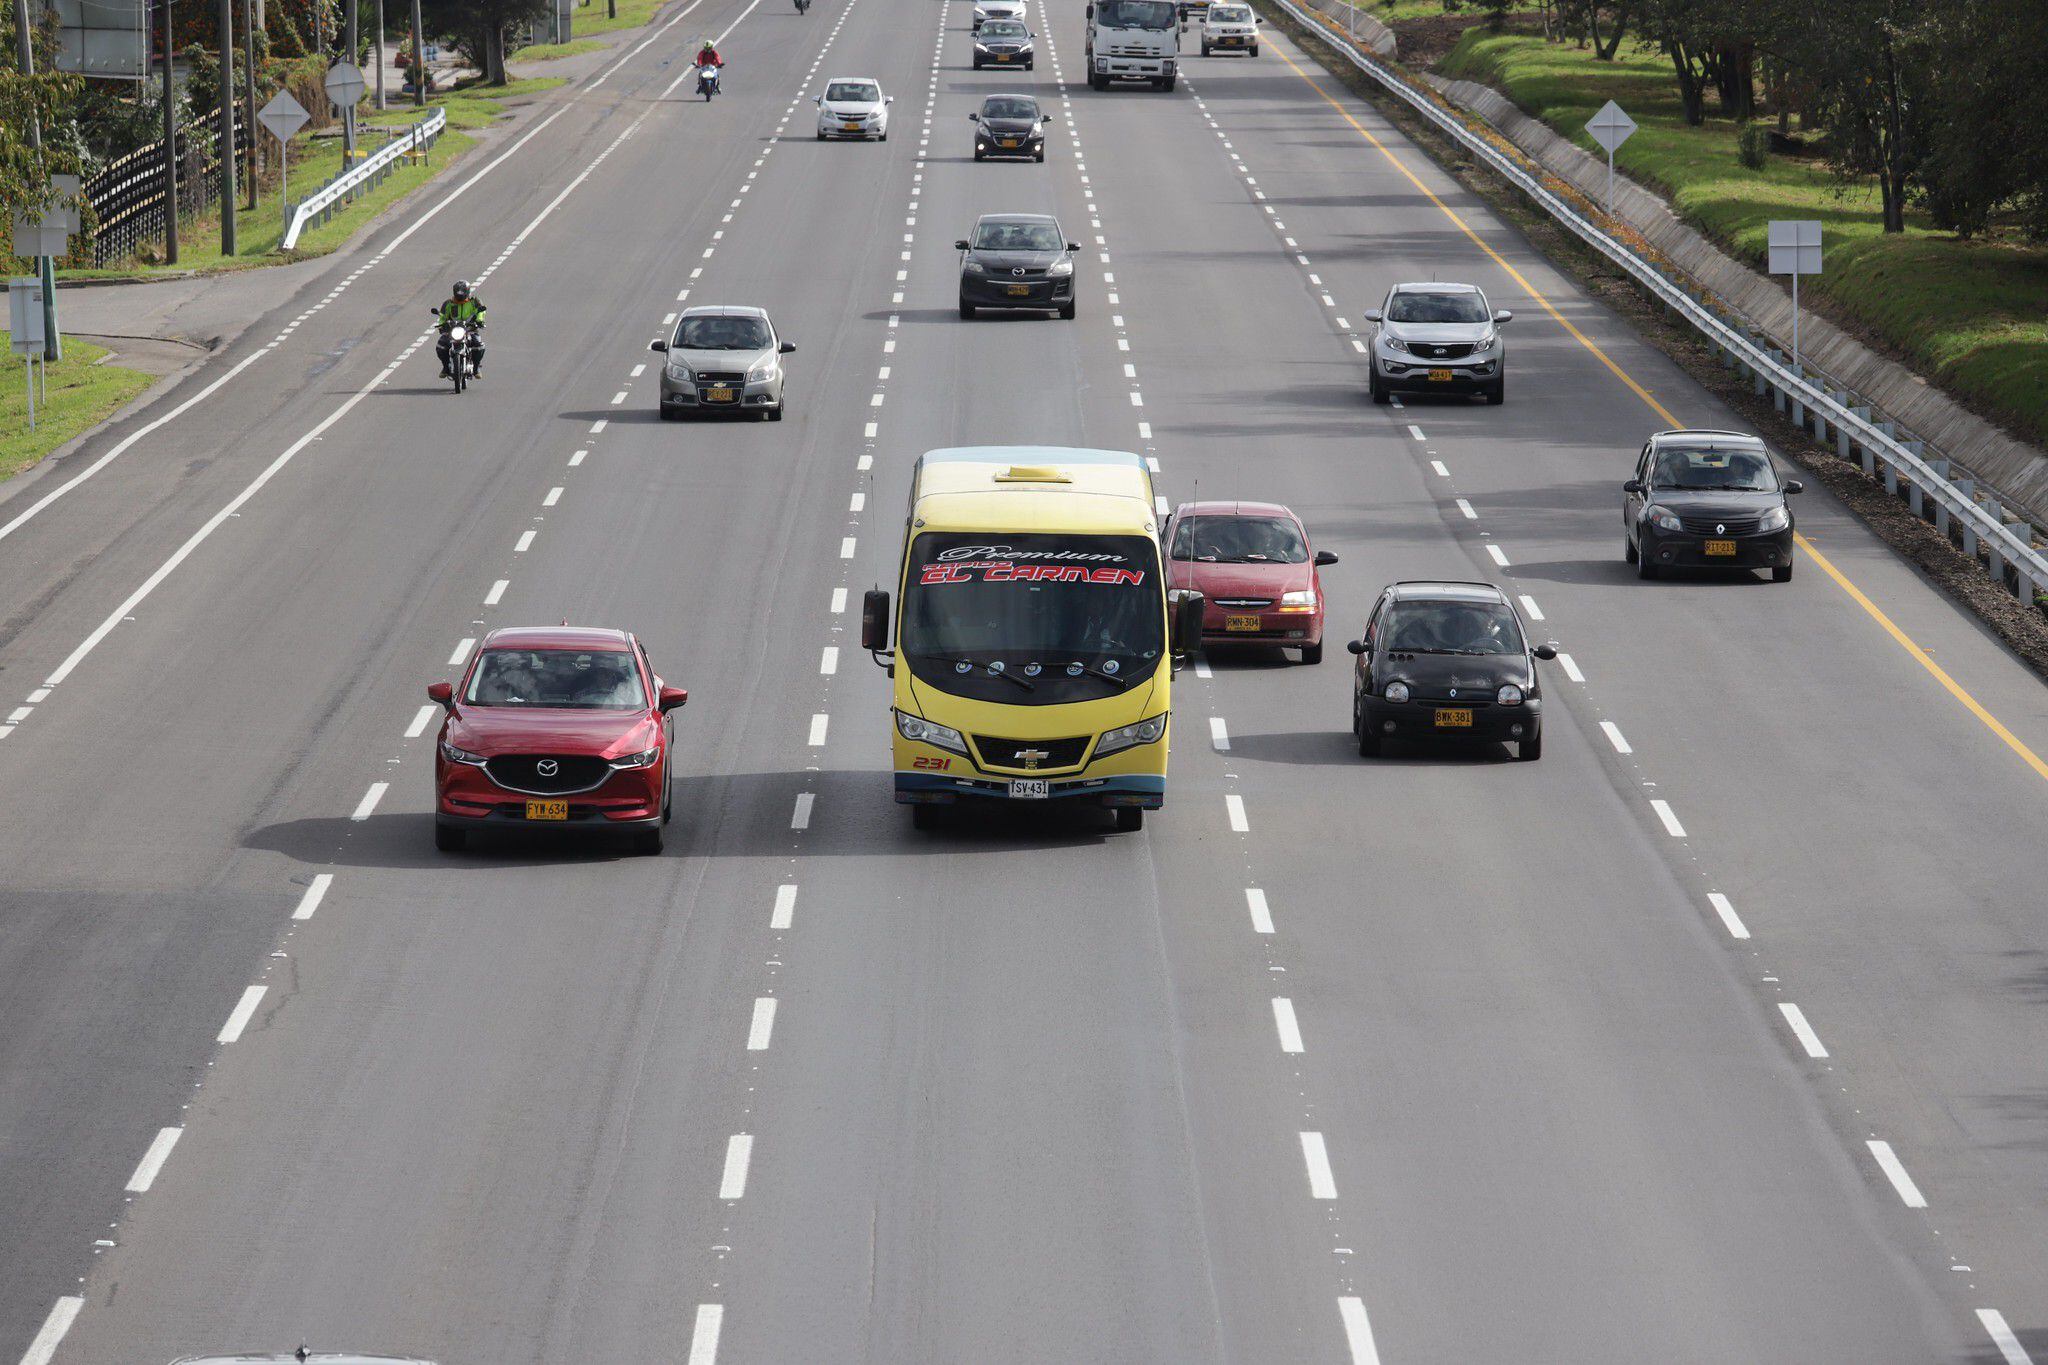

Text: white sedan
xmin=973 ymin=0 xmax=1025 ymax=30
xmin=815 ymin=77 xmax=891 ymax=141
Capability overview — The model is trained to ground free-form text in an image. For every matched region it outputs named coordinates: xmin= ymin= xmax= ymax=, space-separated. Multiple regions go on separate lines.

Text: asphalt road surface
xmin=5 ymin=0 xmax=2048 ymax=1360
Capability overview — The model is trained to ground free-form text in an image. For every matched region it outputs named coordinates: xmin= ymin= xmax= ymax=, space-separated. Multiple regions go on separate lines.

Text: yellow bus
xmin=861 ymin=446 xmax=1202 ymax=830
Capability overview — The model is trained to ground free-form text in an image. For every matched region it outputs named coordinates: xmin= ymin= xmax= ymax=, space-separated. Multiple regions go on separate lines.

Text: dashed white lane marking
xmin=1778 ymin=1003 xmax=1829 ymax=1058
xmin=686 ymin=1304 xmax=723 ymax=1365
xmin=1210 ymin=717 xmax=1230 ymax=751
xmin=1225 ymin=794 xmax=1249 ymax=832
xmin=514 ymin=531 xmax=536 ymax=553
xmin=1138 ymin=421 xmax=1152 ymax=439
xmin=19 ymin=1296 xmax=83 ymax=1365
xmin=351 ymin=782 xmax=388 ymax=822
xmin=718 ymin=1134 xmax=755 ymax=1200
xmin=830 ymin=588 xmax=848 ymax=614
xmin=1430 ymin=460 xmax=1450 ymax=477
xmin=544 ymin=486 xmax=563 ymax=507
xmin=772 ymin=883 xmax=798 ymax=930
xmin=485 ymin=579 xmax=508 ymax=606
xmin=1867 ymin=1140 xmax=1929 ymax=1208
xmin=820 ymin=647 xmax=839 ymax=675
xmin=850 ymin=492 xmax=866 ymax=512
xmin=569 ymin=449 xmax=588 ymax=466
xmin=1485 ymin=544 xmax=1510 ymax=567
xmin=808 ymin=714 xmax=830 ymax=746
xmin=217 ymin=985 xmax=267 ymax=1043
xmin=1599 ymin=721 xmax=1631 ymax=754
xmin=610 ymin=391 xmax=628 ymax=405
xmin=747 ymin=997 xmax=778 ymax=1051
xmin=1338 ymin=1296 xmax=1383 ymax=1365
xmin=1272 ymin=998 xmax=1305 ymax=1054
xmin=1299 ymin=1131 xmax=1338 ymax=1199
xmin=1454 ymin=499 xmax=1476 ymax=519
xmin=1407 ymin=424 xmax=1425 ymax=441
xmin=1706 ymin=892 xmax=1750 ymax=939
xmin=590 ymin=419 xmax=608 ymax=433
xmin=1649 ymin=799 xmax=1686 ymax=837
xmin=1557 ymin=652 xmax=1584 ymax=683
xmin=448 ymin=638 xmax=475 ymax=667
xmin=839 ymin=537 xmax=857 ymax=559
xmin=791 ymin=793 xmax=814 ymax=830
xmin=124 ymin=1126 xmax=183 ymax=1192
xmin=293 ymin=874 xmax=334 ymax=921
xmin=1194 ymin=659 xmax=1213 ymax=679
xmin=1130 ymin=392 xmax=1144 ymax=407
xmin=1518 ymin=594 xmax=1544 ymax=621
xmin=1976 ymin=1310 xmax=2033 ymax=1365
xmin=1247 ymin=888 xmax=1275 ymax=934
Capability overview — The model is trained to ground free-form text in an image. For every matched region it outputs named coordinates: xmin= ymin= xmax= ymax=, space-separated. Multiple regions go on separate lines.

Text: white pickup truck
xmin=1085 ymin=0 xmax=1181 ymax=90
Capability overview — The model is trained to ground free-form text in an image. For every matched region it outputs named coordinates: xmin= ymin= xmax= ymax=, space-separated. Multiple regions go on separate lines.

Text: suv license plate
xmin=1225 ymin=614 xmax=1261 ymax=632
xmin=1428 ymin=368 xmax=1454 ymax=382
xmin=1007 ymin=284 xmax=1032 ymax=296
xmin=1434 ymin=708 xmax=1473 ymax=728
xmin=1704 ymin=538 xmax=1737 ymax=556
xmin=1008 ymin=778 xmax=1050 ymax=799
xmin=526 ymin=799 xmax=568 ymax=820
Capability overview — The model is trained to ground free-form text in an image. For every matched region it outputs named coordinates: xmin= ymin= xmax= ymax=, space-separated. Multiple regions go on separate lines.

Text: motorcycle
xmin=696 ymin=64 xmax=722 ymax=100
xmin=432 ymin=310 xmax=482 ymax=393
xmin=794 ymin=0 xmax=809 ymax=13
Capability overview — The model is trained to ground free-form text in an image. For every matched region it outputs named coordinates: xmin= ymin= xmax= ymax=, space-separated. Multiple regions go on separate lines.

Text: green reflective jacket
xmin=438 ymin=297 xmax=486 ymax=325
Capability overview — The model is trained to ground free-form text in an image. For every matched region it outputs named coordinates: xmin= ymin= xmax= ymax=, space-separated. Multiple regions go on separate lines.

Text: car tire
xmin=1114 ymin=806 xmax=1145 ymax=832
xmin=1484 ymin=377 xmax=1505 ymax=405
xmin=658 ymin=404 xmax=676 ymax=422
xmin=769 ymin=403 xmax=784 ymax=422
xmin=1163 ymin=75 xmax=1178 ymax=91
xmin=1300 ymin=642 xmax=1323 ymax=665
xmin=1201 ymin=41 xmax=1211 ymax=54
xmin=816 ymin=130 xmax=826 ymax=141
xmin=1368 ymin=368 xmax=1388 ymax=405
xmin=757 ymin=407 xmax=772 ymax=422
xmin=973 ymin=57 xmax=983 ymax=68
xmin=1026 ymin=59 xmax=1034 ymax=69
xmin=1772 ymin=562 xmax=1794 ymax=583
xmin=1089 ymin=72 xmax=1105 ymax=90
xmin=974 ymin=147 xmax=985 ymax=161
xmin=1623 ymin=534 xmax=1638 ymax=564
xmin=1356 ymin=722 xmax=1381 ymax=758
xmin=1034 ymin=148 xmax=1045 ymax=162
xmin=879 ymin=129 xmax=888 ymax=141
xmin=1249 ymin=41 xmax=1258 ymax=54
xmin=1059 ymin=300 xmax=1077 ymax=320
xmin=1517 ymin=732 xmax=1543 ymax=762
xmin=1637 ymin=552 xmax=1659 ymax=580
xmin=911 ymin=803 xmax=940 ymax=831
xmin=632 ymin=824 xmax=664 ymax=855
xmin=434 ymin=822 xmax=465 ymax=852
xmin=959 ymin=300 xmax=977 ymax=319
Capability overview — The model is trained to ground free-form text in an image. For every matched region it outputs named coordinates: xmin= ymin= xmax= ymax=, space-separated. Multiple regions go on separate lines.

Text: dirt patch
xmin=1387 ymin=9 xmax=1543 ymax=68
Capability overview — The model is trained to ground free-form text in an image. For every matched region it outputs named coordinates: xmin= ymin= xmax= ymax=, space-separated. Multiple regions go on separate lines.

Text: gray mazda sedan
xmin=651 ymin=306 xmax=796 ymax=421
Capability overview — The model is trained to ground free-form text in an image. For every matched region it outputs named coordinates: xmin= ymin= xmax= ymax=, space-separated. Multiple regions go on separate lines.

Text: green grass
xmin=1440 ymin=29 xmax=2048 ymax=449
xmin=513 ymin=37 xmax=606 ymax=60
xmin=0 ymin=333 xmax=154 ymax=480
xmin=514 ymin=0 xmax=669 ymax=57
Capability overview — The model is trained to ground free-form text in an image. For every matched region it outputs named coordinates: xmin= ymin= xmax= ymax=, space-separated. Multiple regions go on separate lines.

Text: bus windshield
xmin=902 ymin=532 xmax=1164 ymax=703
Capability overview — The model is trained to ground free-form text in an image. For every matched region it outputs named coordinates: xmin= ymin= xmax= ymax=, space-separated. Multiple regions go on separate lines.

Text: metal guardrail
xmin=1264 ymin=0 xmax=2048 ymax=604
xmin=280 ymin=109 xmax=448 ymax=251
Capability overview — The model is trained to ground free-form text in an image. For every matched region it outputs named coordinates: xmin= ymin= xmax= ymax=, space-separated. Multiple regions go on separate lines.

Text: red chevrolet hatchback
xmin=1164 ymin=501 xmax=1337 ymax=663
xmin=427 ymin=626 xmax=687 ymax=853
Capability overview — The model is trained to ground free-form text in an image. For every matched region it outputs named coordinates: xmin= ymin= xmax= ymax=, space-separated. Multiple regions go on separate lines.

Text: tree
xmin=420 ymin=0 xmax=546 ymax=84
xmin=1794 ymin=0 xmax=1934 ymax=233
xmin=0 ymin=10 xmax=82 ymax=252
xmin=1916 ymin=0 xmax=2048 ymax=238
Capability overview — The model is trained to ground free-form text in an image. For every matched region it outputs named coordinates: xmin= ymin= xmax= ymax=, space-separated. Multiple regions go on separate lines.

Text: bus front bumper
xmin=895 ymin=770 xmax=1165 ymax=809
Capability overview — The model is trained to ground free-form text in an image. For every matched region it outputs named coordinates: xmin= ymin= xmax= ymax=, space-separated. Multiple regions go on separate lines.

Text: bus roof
xmin=910 ymin=446 xmax=1157 ymax=536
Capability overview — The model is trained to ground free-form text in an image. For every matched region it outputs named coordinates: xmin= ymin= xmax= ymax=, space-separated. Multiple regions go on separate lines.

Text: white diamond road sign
xmin=1586 ymin=100 xmax=1636 ymax=153
xmin=258 ymin=90 xmax=311 ymax=144
xmin=323 ymin=61 xmax=366 ymax=111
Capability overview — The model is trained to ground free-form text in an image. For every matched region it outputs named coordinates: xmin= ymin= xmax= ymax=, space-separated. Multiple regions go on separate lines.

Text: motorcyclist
xmin=694 ymin=40 xmax=724 ymax=72
xmin=436 ymin=280 xmax=486 ymax=378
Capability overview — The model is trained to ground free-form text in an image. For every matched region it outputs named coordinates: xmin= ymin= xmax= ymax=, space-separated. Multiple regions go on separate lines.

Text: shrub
xmin=1737 ymin=120 xmax=1769 ymax=170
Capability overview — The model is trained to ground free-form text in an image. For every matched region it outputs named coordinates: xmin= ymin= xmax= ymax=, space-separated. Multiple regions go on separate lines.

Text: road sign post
xmin=10 ymin=277 xmax=47 ymax=429
xmin=1585 ymin=100 xmax=1636 ymax=217
xmin=1768 ymin=219 xmax=1823 ymax=372
xmin=325 ymin=60 xmax=366 ymax=182
xmin=258 ymin=90 xmax=311 ymax=221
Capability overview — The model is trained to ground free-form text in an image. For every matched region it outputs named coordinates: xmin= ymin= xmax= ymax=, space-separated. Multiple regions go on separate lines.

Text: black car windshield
xmin=675 ymin=315 xmax=772 ymax=350
xmin=973 ymin=220 xmax=1063 ymax=251
xmin=464 ymin=649 xmax=648 ymax=708
xmin=1380 ymin=601 xmax=1524 ymax=655
xmin=902 ymin=533 xmax=1165 ymax=703
xmin=1097 ymin=0 xmax=1176 ymax=25
xmin=826 ymin=81 xmax=879 ymax=101
xmin=1387 ymin=291 xmax=1490 ymax=323
xmin=980 ymin=23 xmax=1028 ymax=39
xmin=1651 ymin=446 xmax=1778 ymax=491
xmin=1170 ymin=515 xmax=1307 ymax=563
xmin=983 ymin=96 xmax=1037 ymax=117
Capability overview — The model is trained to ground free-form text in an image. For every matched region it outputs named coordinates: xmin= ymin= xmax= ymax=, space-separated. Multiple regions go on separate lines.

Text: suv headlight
xmin=1380 ymin=335 xmax=1410 ymax=354
xmin=1383 ymin=681 xmax=1410 ymax=703
xmin=1276 ymin=589 xmax=1316 ymax=612
xmin=440 ymin=738 xmax=486 ymax=765
xmin=747 ymin=358 xmax=778 ymax=383
xmin=1471 ymin=331 xmax=1497 ymax=354
xmin=896 ymin=711 xmax=967 ymax=754
xmin=610 ymin=746 xmax=661 ymax=770
xmin=1048 ymin=259 xmax=1074 ymax=276
xmin=1644 ymin=504 xmax=1683 ymax=532
xmin=1758 ymin=505 xmax=1791 ymax=532
xmin=1496 ymin=684 xmax=1524 ymax=706
xmin=1095 ymin=714 xmax=1168 ymax=756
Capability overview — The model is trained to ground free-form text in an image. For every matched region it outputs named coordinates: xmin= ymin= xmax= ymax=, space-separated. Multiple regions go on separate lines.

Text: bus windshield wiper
xmin=1071 ymin=661 xmax=1130 ymax=690
xmin=908 ymin=652 xmax=1036 ymax=691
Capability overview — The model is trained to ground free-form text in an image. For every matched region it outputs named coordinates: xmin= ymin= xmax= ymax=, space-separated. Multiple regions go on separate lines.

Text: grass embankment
xmin=515 ymin=0 xmax=670 ymax=58
xmin=0 ymin=333 xmax=153 ymax=480
xmin=1439 ymin=30 xmax=2048 ymax=448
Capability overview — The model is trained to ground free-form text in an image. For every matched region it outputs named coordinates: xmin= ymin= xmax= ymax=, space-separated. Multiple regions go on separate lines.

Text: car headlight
xmin=962 ymin=259 xmax=986 ymax=275
xmin=1380 ymin=335 xmax=1410 ymax=354
xmin=1471 ymin=331 xmax=1497 ymax=354
xmin=747 ymin=359 xmax=777 ymax=383
xmin=1496 ymin=684 xmax=1524 ymax=706
xmin=667 ymin=361 xmax=693 ymax=381
xmin=1276 ymin=589 xmax=1316 ymax=612
xmin=1383 ymin=681 xmax=1410 ymax=703
xmin=1758 ymin=505 xmax=1791 ymax=532
xmin=896 ymin=711 xmax=967 ymax=754
xmin=440 ymin=739 xmax=486 ymax=765
xmin=1047 ymin=259 xmax=1074 ymax=276
xmin=974 ymin=41 xmax=990 ymax=51
xmin=610 ymin=746 xmax=661 ymax=770
xmin=1644 ymin=504 xmax=1683 ymax=532
xmin=1095 ymin=714 xmax=1168 ymax=756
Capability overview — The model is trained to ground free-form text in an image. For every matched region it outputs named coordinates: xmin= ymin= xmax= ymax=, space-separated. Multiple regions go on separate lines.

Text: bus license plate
xmin=1704 ymin=538 xmax=1736 ymax=556
xmin=704 ymin=386 xmax=735 ymax=403
xmin=1225 ymin=614 xmax=1260 ymax=632
xmin=1428 ymin=368 xmax=1454 ymax=382
xmin=526 ymin=799 xmax=568 ymax=820
xmin=1434 ymin=708 xmax=1473 ymax=728
xmin=1008 ymin=778 xmax=1050 ymax=799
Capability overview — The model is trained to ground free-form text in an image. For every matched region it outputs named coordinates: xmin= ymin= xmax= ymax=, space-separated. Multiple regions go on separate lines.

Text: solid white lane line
xmin=1455 ymin=499 xmax=1476 ymax=519
xmin=1557 ymin=651 xmax=1584 ymax=683
xmin=772 ymin=883 xmax=797 ymax=929
xmin=1247 ymin=888 xmax=1275 ymax=934
xmin=719 ymin=1134 xmax=754 ymax=1200
xmin=1300 ymin=1131 xmax=1338 ymax=1198
xmin=1225 ymin=794 xmax=1248 ymax=832
xmin=1649 ymin=799 xmax=1686 ymax=837
xmin=124 ymin=1126 xmax=183 ymax=1192
xmin=830 ymin=588 xmax=847 ymax=614
xmin=840 ymin=537 xmax=857 ymax=559
xmin=747 ymin=997 xmax=778 ymax=1050
xmin=19 ymin=1297 xmax=84 ymax=1365
xmin=808 ymin=714 xmax=829 ymax=746
xmin=293 ymin=873 xmax=334 ymax=920
xmin=217 ymin=985 xmax=267 ymax=1043
xmin=791 ymin=793 xmax=814 ymax=830
xmin=686 ymin=1304 xmax=723 ymax=1365
xmin=544 ymin=486 xmax=563 ymax=506
xmin=485 ymin=579 xmax=508 ymax=605
xmin=1518 ymin=594 xmax=1545 ymax=621
xmin=1778 ymin=1003 xmax=1829 ymax=1058
xmin=1706 ymin=892 xmax=1750 ymax=939
xmin=1272 ymin=998 xmax=1305 ymax=1054
xmin=1338 ymin=1297 xmax=1383 ymax=1365
xmin=514 ymin=531 xmax=536 ymax=553
xmin=1210 ymin=717 xmax=1230 ymax=751
xmin=1977 ymin=1310 xmax=2033 ymax=1365
xmin=448 ymin=638 xmax=475 ymax=667
xmin=1430 ymin=459 xmax=1450 ymax=476
xmin=351 ymin=783 xmax=388 ymax=821
xmin=820 ymin=647 xmax=839 ymax=674
xmin=1485 ymin=544 xmax=1510 ymax=567
xmin=1599 ymin=721 xmax=1631 ymax=754
xmin=1867 ymin=1140 xmax=1929 ymax=1208
xmin=1407 ymin=424 xmax=1425 ymax=440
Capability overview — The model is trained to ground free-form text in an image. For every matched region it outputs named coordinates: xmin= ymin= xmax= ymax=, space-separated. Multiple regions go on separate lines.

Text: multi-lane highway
xmin=4 ymin=0 xmax=2048 ymax=1359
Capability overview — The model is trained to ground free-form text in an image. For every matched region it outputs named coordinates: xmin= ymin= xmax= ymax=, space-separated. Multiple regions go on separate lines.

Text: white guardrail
xmin=280 ymin=108 xmax=448 ymax=251
xmin=1265 ymin=0 xmax=2048 ymax=604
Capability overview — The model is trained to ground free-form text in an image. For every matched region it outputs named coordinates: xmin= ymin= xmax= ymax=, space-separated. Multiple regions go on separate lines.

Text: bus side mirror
xmin=1171 ymin=591 xmax=1205 ymax=656
xmin=862 ymin=589 xmax=892 ymax=653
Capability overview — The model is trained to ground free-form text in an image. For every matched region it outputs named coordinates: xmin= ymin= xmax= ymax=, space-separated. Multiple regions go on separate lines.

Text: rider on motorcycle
xmin=436 ymin=280 xmax=486 ymax=378
xmin=695 ymin=40 xmax=724 ymax=71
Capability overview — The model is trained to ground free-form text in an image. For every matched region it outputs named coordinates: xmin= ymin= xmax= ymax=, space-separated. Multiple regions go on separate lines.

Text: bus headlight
xmin=896 ymin=711 xmax=967 ymax=754
xmin=1095 ymin=714 xmax=1167 ymax=756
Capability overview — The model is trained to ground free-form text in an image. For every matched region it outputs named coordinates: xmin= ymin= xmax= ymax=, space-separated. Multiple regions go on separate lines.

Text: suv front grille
xmin=485 ymin=754 xmax=612 ymax=794
xmin=1679 ymin=515 xmax=1764 ymax=535
xmin=1408 ymin=342 xmax=1474 ymax=359
xmin=972 ymin=734 xmax=1091 ymax=770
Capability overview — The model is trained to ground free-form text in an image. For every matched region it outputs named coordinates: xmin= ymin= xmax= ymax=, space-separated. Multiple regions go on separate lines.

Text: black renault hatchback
xmin=1622 ymin=429 xmax=1802 ymax=581
xmin=956 ymin=213 xmax=1079 ymax=319
xmin=1346 ymin=581 xmax=1555 ymax=761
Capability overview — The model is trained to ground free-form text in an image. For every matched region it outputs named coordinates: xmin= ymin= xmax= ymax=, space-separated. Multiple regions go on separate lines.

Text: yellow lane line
xmin=1266 ymin=31 xmax=2048 ymax=784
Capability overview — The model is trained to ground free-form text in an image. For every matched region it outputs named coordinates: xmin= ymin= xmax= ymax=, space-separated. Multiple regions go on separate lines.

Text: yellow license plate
xmin=1427 ymin=368 xmax=1454 ymax=382
xmin=996 ymin=53 xmax=1013 ymax=60
xmin=1704 ymin=538 xmax=1737 ymax=556
xmin=525 ymin=799 xmax=568 ymax=820
xmin=1006 ymin=284 xmax=1031 ymax=296
xmin=843 ymin=122 xmax=863 ymax=130
xmin=705 ymin=386 xmax=735 ymax=402
xmin=1001 ymin=138 xmax=1020 ymax=147
xmin=1225 ymin=613 xmax=1261 ymax=632
xmin=1435 ymin=708 xmax=1473 ymax=728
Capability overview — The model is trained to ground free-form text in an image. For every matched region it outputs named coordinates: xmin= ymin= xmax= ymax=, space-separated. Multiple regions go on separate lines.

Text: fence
xmin=279 ymin=108 xmax=446 ymax=249
xmin=82 ymin=116 xmax=247 ymax=267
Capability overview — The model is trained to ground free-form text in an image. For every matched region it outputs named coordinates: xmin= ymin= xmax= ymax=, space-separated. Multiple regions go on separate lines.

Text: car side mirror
xmin=1170 ymin=591 xmax=1205 ymax=656
xmin=1346 ymin=640 xmax=1367 ymax=656
xmin=969 ymin=112 xmax=981 ymax=121
xmin=658 ymin=685 xmax=689 ymax=711
xmin=650 ymin=339 xmax=668 ymax=352
xmin=1066 ymin=241 xmax=1081 ymax=251
xmin=779 ymin=341 xmax=796 ymax=354
xmin=954 ymin=238 xmax=970 ymax=250
xmin=861 ymin=589 xmax=892 ymax=653
xmin=1533 ymin=644 xmax=1558 ymax=660
xmin=1314 ymin=550 xmax=1338 ymax=567
xmin=427 ymin=681 xmax=454 ymax=707
xmin=1493 ymin=309 xmax=1515 ymax=323
xmin=1784 ymin=480 xmax=1804 ymax=494
xmin=1085 ymin=2 xmax=1093 ymax=15
xmin=1623 ymin=478 xmax=1643 ymax=493
xmin=813 ymin=95 xmax=822 ymax=104
xmin=1363 ymin=308 xmax=1383 ymax=322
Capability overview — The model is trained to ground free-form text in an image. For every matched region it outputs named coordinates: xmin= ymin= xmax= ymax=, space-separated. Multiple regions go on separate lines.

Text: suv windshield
xmin=826 ymin=81 xmax=879 ymax=101
xmin=983 ymin=96 xmax=1037 ymax=117
xmin=1169 ymin=515 xmax=1307 ymax=563
xmin=1380 ymin=601 xmax=1523 ymax=655
xmin=1209 ymin=5 xmax=1251 ymax=19
xmin=1096 ymin=0 xmax=1176 ymax=26
xmin=464 ymin=649 xmax=648 ymax=708
xmin=1387 ymin=291 xmax=1490 ymax=324
xmin=973 ymin=220 xmax=1063 ymax=251
xmin=902 ymin=533 xmax=1165 ymax=703
xmin=1651 ymin=446 xmax=1778 ymax=491
xmin=675 ymin=315 xmax=771 ymax=350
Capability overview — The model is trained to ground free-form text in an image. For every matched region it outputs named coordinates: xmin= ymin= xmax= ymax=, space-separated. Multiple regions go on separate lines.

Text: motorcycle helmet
xmin=452 ymin=280 xmax=471 ymax=299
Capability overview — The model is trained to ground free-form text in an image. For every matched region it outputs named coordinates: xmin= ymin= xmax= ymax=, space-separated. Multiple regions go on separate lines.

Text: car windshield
xmin=1096 ymin=0 xmax=1176 ymax=26
xmin=981 ymin=22 xmax=1027 ymax=38
xmin=1209 ymin=5 xmax=1251 ymax=19
xmin=1651 ymin=446 xmax=1778 ymax=491
xmin=675 ymin=315 xmax=772 ymax=350
xmin=1380 ymin=601 xmax=1523 ymax=655
xmin=973 ymin=220 xmax=1063 ymax=251
xmin=1387 ymin=291 xmax=1490 ymax=323
xmin=983 ymin=96 xmax=1037 ymax=117
xmin=464 ymin=649 xmax=648 ymax=708
xmin=902 ymin=533 xmax=1165 ymax=703
xmin=826 ymin=81 xmax=879 ymax=102
xmin=1169 ymin=514 xmax=1307 ymax=563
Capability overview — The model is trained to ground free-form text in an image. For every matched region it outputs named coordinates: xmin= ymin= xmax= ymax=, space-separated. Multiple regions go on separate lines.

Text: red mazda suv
xmin=1164 ymin=501 xmax=1338 ymax=664
xmin=427 ymin=626 xmax=687 ymax=853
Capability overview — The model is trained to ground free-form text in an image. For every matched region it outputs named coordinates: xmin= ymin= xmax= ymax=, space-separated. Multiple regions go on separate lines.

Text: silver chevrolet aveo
xmin=1365 ymin=281 xmax=1512 ymax=406
xmin=650 ymin=305 xmax=797 ymax=421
